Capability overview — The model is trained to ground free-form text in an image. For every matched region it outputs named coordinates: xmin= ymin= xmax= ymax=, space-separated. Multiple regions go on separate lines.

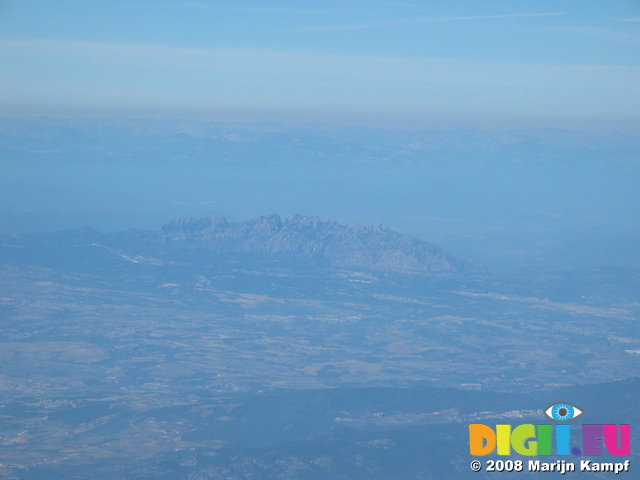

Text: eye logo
xmin=544 ymin=402 xmax=583 ymax=422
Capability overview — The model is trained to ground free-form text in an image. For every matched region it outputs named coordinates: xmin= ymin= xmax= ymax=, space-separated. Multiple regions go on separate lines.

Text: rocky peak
xmin=159 ymin=214 xmax=480 ymax=275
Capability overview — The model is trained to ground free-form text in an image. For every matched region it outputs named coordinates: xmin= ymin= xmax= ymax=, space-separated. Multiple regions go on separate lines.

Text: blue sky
xmin=1 ymin=0 xmax=640 ymax=130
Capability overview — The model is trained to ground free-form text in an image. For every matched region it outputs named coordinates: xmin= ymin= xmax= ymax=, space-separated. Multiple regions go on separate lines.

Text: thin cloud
xmin=3 ymin=36 xmax=638 ymax=89
xmin=182 ymin=1 xmax=326 ymax=14
xmin=366 ymin=0 xmax=426 ymax=7
xmin=618 ymin=17 xmax=640 ymax=22
xmin=543 ymin=26 xmax=640 ymax=46
xmin=296 ymin=12 xmax=565 ymax=33
xmin=2 ymin=37 xmax=639 ymax=124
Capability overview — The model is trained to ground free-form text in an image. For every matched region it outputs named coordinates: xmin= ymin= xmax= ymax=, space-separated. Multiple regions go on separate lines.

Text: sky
xmin=1 ymin=0 xmax=640 ymax=131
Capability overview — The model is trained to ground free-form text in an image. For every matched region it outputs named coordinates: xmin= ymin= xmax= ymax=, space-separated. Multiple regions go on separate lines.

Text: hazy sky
xmin=1 ymin=0 xmax=640 ymax=130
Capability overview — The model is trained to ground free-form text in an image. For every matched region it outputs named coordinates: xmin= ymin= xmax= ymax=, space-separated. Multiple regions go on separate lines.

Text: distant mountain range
xmin=158 ymin=214 xmax=481 ymax=274
xmin=2 ymin=117 xmax=639 ymax=272
xmin=1 ymin=214 xmax=481 ymax=275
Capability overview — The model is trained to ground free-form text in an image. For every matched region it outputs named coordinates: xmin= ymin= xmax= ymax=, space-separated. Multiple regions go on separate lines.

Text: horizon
xmin=1 ymin=0 xmax=640 ymax=132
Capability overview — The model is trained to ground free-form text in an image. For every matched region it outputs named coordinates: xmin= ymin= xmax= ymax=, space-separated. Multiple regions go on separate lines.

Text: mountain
xmin=1 ymin=214 xmax=480 ymax=275
xmin=158 ymin=214 xmax=481 ymax=274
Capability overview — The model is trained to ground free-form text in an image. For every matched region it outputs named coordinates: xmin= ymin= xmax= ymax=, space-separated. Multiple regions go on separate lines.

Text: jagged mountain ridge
xmin=0 ymin=214 xmax=481 ymax=274
xmin=159 ymin=214 xmax=479 ymax=274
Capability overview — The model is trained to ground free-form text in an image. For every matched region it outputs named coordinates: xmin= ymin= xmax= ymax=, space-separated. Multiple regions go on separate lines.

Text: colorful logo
xmin=469 ymin=403 xmax=630 ymax=457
